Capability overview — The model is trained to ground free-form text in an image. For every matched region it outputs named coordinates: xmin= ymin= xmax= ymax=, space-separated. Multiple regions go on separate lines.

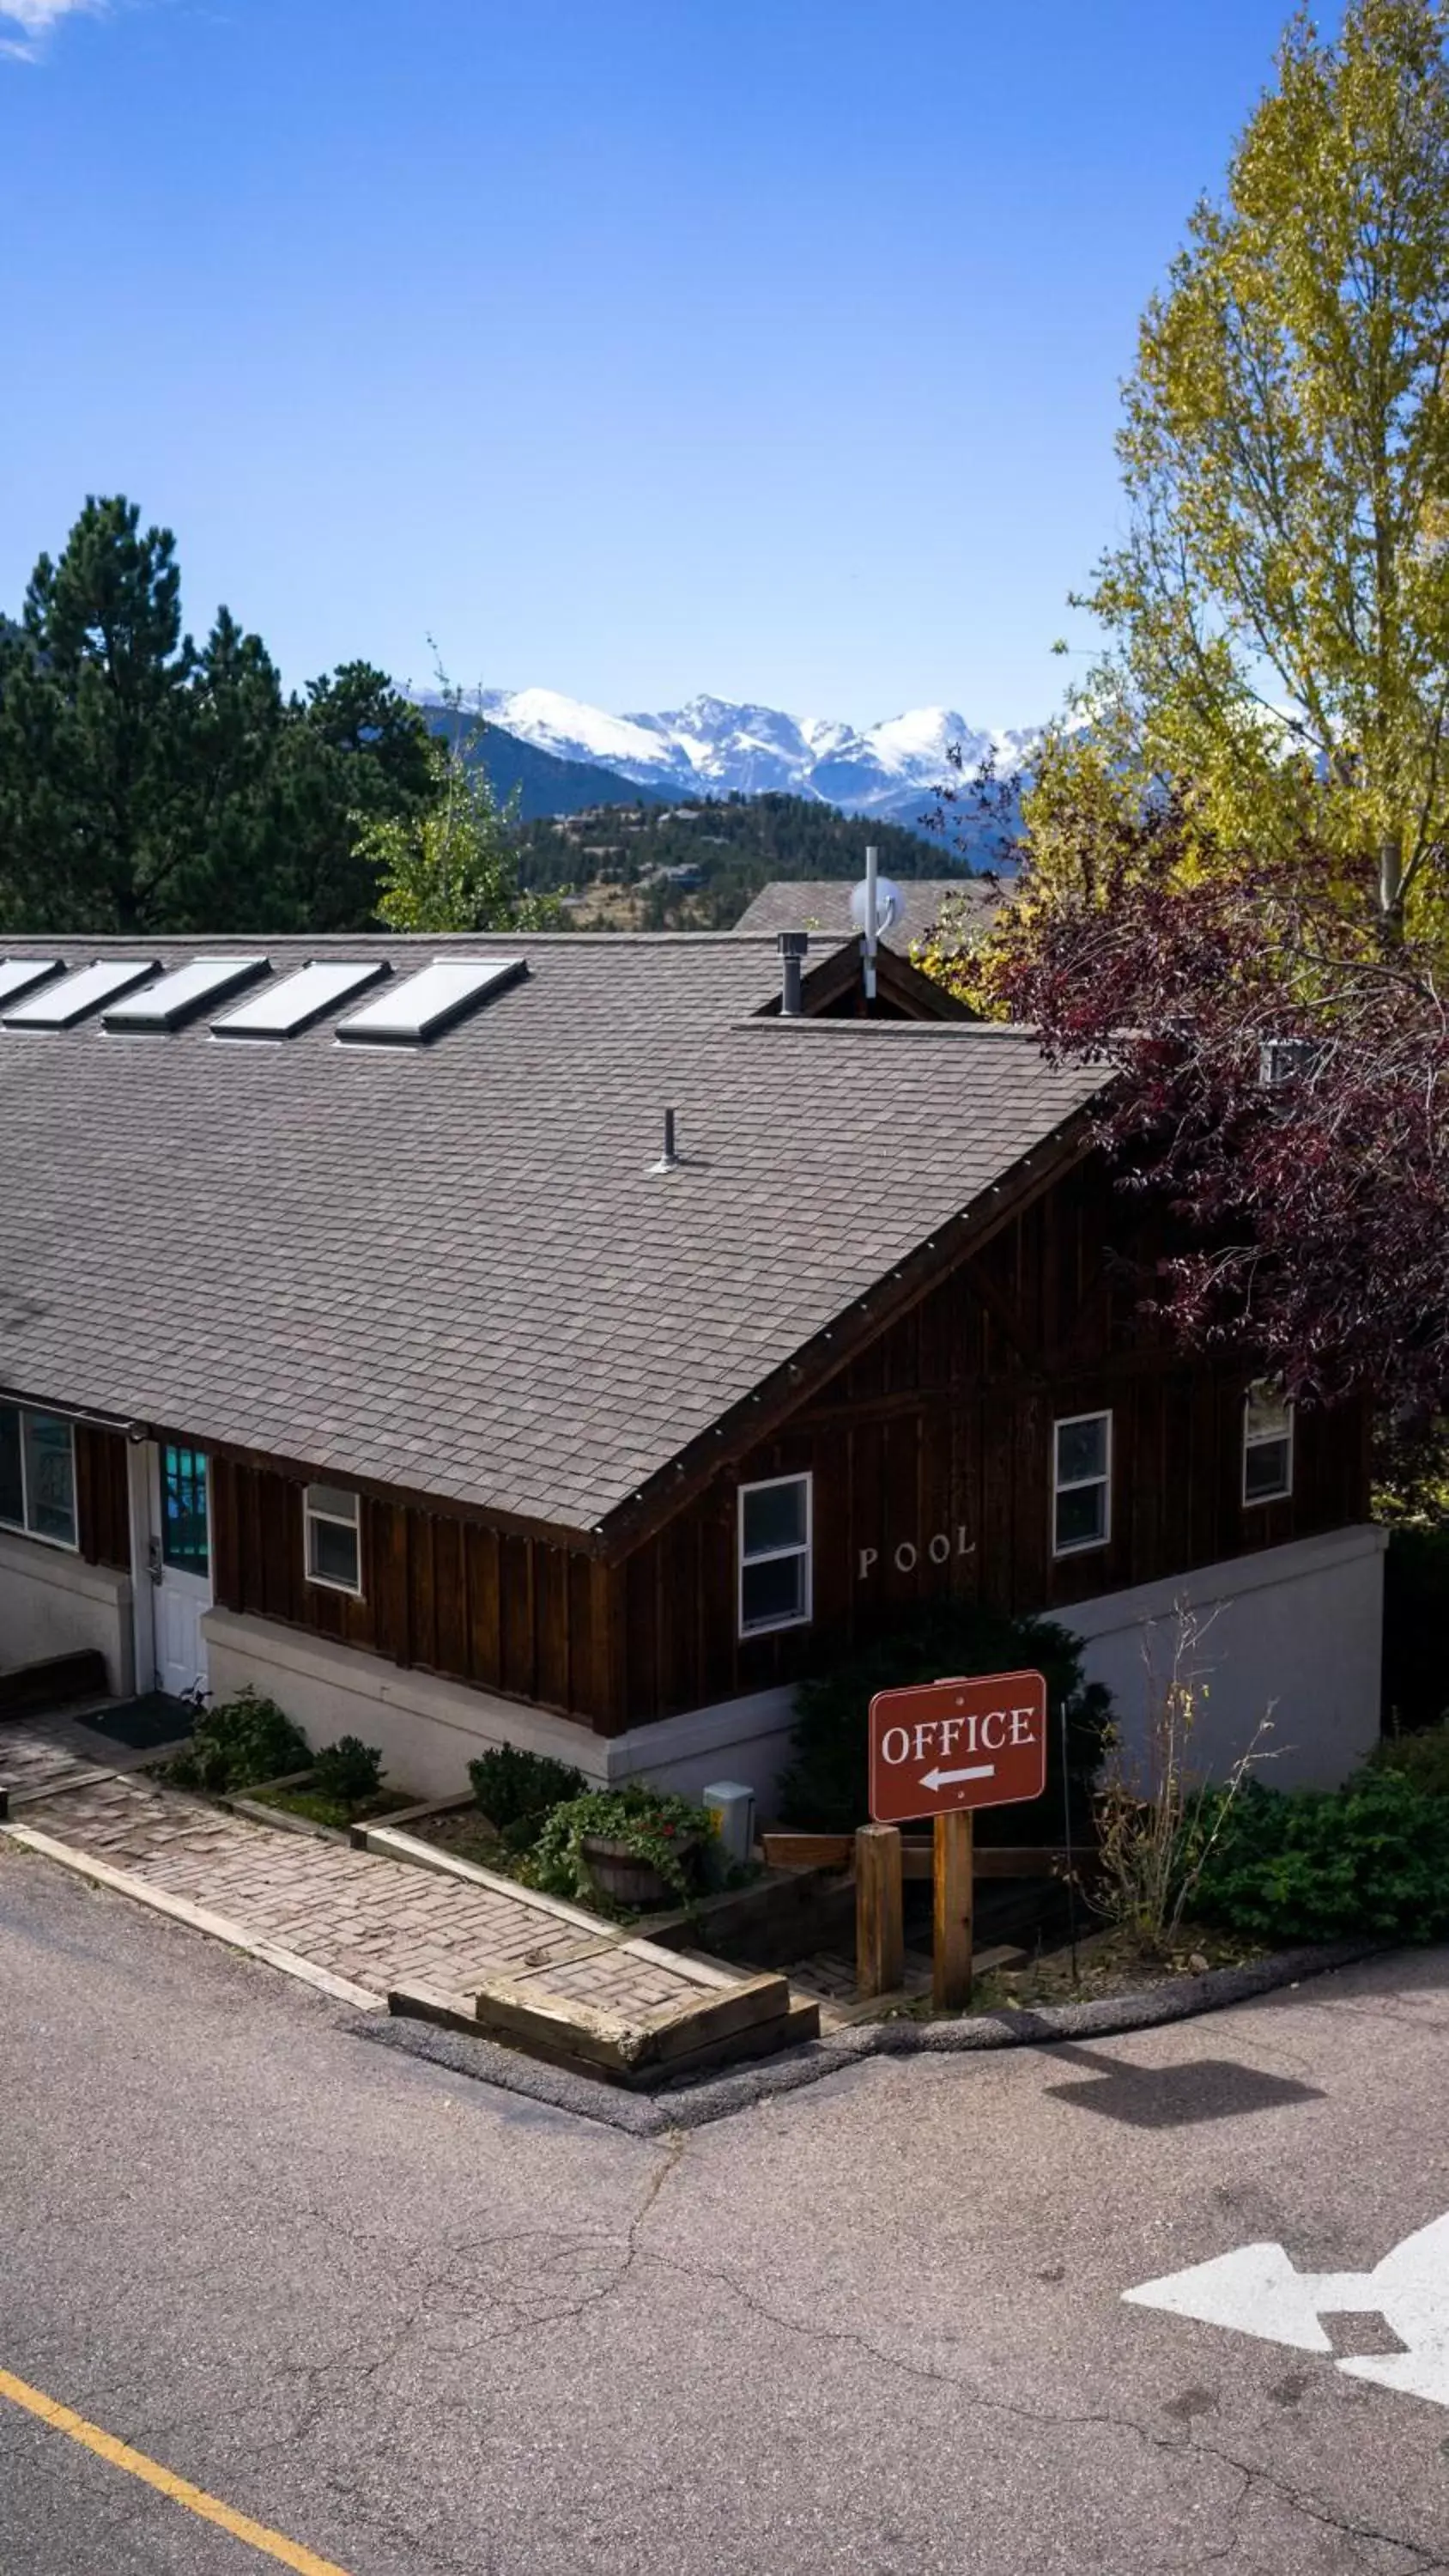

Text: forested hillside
xmin=512 ymin=793 xmax=974 ymax=929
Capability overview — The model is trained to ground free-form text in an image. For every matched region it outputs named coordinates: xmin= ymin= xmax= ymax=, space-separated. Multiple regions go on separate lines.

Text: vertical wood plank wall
xmin=76 ymin=1425 xmax=131 ymax=1570
xmin=609 ymin=1160 xmax=1372 ymax=1725
xmin=207 ymin=1458 xmax=611 ymax=1726
xmin=203 ymin=1155 xmax=1373 ymax=1737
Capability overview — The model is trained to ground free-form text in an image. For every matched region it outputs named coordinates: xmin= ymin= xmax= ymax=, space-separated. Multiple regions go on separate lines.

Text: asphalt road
xmin=3 ymin=1847 xmax=1448 ymax=2576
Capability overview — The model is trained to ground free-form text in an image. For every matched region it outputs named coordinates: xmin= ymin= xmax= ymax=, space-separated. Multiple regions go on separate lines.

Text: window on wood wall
xmin=1243 ymin=1383 xmax=1294 ymax=1505
xmin=1052 ymin=1412 xmax=1112 ymax=1556
xmin=738 ymin=1473 xmax=813 ymax=1635
xmin=303 ymin=1483 xmax=362 ymax=1595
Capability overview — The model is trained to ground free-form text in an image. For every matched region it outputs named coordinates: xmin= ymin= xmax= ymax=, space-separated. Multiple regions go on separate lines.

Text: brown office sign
xmin=868 ymin=1670 xmax=1049 ymax=1826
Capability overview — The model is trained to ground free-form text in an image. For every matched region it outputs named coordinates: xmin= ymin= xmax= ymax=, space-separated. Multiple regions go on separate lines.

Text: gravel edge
xmin=349 ymin=1935 xmax=1380 ymax=2137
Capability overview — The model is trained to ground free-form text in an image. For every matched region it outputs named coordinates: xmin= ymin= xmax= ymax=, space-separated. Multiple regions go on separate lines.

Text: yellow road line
xmin=0 ymin=2364 xmax=355 ymax=2575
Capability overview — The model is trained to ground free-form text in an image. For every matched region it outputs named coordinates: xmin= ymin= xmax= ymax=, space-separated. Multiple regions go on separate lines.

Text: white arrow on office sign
xmin=1124 ymin=2213 xmax=1449 ymax=2409
xmin=919 ymin=1763 xmax=996 ymax=1794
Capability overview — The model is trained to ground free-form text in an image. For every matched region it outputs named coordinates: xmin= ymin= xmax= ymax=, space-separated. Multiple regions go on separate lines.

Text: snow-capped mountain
xmin=424 ymin=686 xmax=1039 ymax=829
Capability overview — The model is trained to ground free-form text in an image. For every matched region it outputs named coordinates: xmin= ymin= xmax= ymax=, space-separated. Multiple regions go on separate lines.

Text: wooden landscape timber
xmin=390 ymin=1960 xmax=819 ymax=2088
xmin=761 ymin=1832 xmax=1070 ymax=1880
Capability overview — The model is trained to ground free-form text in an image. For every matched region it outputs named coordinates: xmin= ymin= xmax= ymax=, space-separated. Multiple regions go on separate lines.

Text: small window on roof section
xmin=0 ymin=959 xmax=62 ymax=1008
xmin=3 ymin=959 xmax=157 ymax=1027
xmin=213 ymin=958 xmax=389 ymax=1039
xmin=105 ymin=956 xmax=270 ymax=1031
xmin=304 ymin=1483 xmax=362 ymax=1595
xmin=336 ymin=956 xmax=526 ymax=1046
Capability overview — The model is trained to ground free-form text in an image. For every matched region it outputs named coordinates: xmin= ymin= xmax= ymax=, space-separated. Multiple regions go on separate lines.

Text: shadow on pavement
xmin=1041 ymin=2042 xmax=1325 ymax=2128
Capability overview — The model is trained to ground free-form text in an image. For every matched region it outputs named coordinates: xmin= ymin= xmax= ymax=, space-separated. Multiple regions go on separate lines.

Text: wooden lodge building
xmin=0 ymin=928 xmax=1382 ymax=1801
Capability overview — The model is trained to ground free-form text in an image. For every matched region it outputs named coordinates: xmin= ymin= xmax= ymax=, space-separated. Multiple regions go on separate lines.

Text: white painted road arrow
xmin=1125 ymin=2213 xmax=1449 ymax=2409
xmin=919 ymin=1763 xmax=996 ymax=1793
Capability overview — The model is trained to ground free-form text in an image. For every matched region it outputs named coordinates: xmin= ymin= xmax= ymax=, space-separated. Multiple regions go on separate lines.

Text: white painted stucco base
xmin=201 ymin=1607 xmax=798 ymax=1807
xmin=1062 ymin=1523 xmax=1386 ymax=1793
xmin=203 ymin=1522 xmax=1385 ymax=1814
xmin=0 ymin=1528 xmax=135 ymax=1698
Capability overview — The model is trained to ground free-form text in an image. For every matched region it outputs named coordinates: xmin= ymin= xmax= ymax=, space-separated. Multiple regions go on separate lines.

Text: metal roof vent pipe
xmin=650 ymin=1106 xmax=682 ymax=1175
xmin=777 ymin=929 xmax=809 ymax=1017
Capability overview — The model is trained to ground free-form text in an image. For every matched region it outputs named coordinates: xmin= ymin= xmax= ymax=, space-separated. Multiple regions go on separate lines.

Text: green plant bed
xmin=252 ymin=1783 xmax=416 ymax=1833
xmin=161 ymin=1687 xmax=308 ymax=1795
xmin=884 ymin=1922 xmax=1270 ymax=2021
xmin=1367 ymin=1721 xmax=1449 ymax=1798
xmin=528 ymin=1784 xmax=718 ymax=1909
xmin=1192 ymin=1768 xmax=1449 ymax=1947
xmin=403 ymin=1807 xmax=516 ymax=1872
xmin=466 ymin=1746 xmax=588 ymax=1853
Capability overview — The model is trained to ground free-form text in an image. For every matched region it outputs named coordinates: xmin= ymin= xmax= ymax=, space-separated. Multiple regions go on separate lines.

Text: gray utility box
xmin=702 ymin=1781 xmax=755 ymax=1867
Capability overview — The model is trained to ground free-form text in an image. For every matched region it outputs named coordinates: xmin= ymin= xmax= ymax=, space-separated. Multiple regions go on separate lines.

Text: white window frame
xmin=737 ymin=1471 xmax=813 ymax=1637
xmin=303 ymin=1483 xmax=363 ymax=1597
xmin=0 ymin=1403 xmax=77 ymax=1553
xmin=1052 ymin=1409 xmax=1113 ymax=1558
xmin=1242 ymin=1383 xmax=1294 ymax=1507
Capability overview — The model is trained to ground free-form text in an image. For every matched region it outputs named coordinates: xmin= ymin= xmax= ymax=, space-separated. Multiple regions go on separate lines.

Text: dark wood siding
xmin=209 ymin=1458 xmax=607 ymax=1726
xmin=609 ymin=1157 xmax=1373 ymax=1726
xmin=208 ymin=1152 xmax=1373 ymax=1738
xmin=76 ymin=1424 xmax=130 ymax=1570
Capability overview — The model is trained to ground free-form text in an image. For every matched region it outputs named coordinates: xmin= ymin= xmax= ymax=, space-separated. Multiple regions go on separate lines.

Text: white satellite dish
xmin=850 ymin=875 xmax=904 ymax=937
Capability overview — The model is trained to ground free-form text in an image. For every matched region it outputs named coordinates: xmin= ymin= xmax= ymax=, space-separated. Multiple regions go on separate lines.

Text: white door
xmin=149 ymin=1443 xmax=212 ymax=1701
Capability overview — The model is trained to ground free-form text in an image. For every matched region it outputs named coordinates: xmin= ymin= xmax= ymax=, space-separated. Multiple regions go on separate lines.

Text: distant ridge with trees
xmin=509 ymin=792 xmax=979 ymax=930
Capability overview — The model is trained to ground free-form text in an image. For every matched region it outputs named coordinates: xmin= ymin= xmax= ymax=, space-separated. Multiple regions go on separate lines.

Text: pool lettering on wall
xmin=858 ymin=1528 xmax=976 ymax=1579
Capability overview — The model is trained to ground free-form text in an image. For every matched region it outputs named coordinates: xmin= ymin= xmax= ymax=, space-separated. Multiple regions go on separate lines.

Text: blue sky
xmin=3 ymin=0 xmax=1307 ymax=730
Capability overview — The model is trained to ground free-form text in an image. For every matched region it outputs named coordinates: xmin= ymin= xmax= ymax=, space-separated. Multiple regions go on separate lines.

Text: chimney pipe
xmin=863 ymin=846 xmax=879 ymax=1004
xmin=650 ymin=1106 xmax=681 ymax=1174
xmin=777 ymin=929 xmax=809 ymax=1017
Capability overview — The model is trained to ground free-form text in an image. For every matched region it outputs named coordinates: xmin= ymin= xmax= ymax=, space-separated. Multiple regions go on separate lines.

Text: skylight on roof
xmin=3 ymin=959 xmax=158 ymax=1029
xmin=335 ymin=956 xmax=526 ymax=1046
xmin=212 ymin=958 xmax=388 ymax=1040
xmin=104 ymin=956 xmax=270 ymax=1032
xmin=0 ymin=959 xmax=62 ymax=1008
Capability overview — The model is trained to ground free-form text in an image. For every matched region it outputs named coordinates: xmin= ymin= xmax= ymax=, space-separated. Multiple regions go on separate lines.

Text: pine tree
xmin=0 ymin=496 xmax=433 ymax=932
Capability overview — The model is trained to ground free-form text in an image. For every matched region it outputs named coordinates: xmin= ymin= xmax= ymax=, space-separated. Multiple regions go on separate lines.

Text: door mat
xmin=78 ymin=1693 xmax=196 ymax=1753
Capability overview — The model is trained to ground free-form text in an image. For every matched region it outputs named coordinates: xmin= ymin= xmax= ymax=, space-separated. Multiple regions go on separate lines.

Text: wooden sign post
xmin=864 ymin=1670 xmax=1048 ymax=2010
xmin=854 ymin=1822 xmax=905 ymax=1998
xmin=932 ymin=1807 xmax=974 ymax=2009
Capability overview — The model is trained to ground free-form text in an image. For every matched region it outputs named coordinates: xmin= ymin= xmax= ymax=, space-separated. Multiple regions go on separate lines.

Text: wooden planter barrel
xmin=580 ymin=1833 xmax=699 ymax=1908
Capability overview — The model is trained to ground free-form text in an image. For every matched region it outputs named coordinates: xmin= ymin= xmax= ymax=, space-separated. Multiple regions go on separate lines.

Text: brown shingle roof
xmin=0 ymin=933 xmax=1100 ymax=1534
xmin=733 ymin=878 xmax=1000 ymax=947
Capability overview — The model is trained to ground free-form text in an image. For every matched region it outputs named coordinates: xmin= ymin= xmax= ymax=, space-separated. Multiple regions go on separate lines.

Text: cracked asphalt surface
xmin=3 ymin=1850 xmax=1448 ymax=2574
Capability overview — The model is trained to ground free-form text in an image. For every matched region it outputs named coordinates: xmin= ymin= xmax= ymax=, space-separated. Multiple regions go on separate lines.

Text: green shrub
xmin=1193 ymin=1770 xmax=1449 ymax=1947
xmin=1382 ymin=1525 xmax=1449 ymax=1734
xmin=467 ymin=1745 xmax=587 ymax=1851
xmin=312 ymin=1736 xmax=384 ymax=1808
xmin=165 ymin=1687 xmax=308 ymax=1795
xmin=1367 ymin=1722 xmax=1449 ymax=1799
xmin=529 ymin=1784 xmax=716 ymax=1906
xmin=775 ymin=1604 xmax=1110 ymax=1838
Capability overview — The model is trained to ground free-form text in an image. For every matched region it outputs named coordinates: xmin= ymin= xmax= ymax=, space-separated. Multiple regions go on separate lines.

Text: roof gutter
xmin=0 ymin=1382 xmax=138 ymax=1437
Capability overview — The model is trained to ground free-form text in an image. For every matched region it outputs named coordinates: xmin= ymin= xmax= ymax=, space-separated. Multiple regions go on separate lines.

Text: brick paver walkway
xmin=1 ymin=1722 xmax=736 ymax=2026
xmin=0 ymin=1710 xmax=136 ymax=1801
